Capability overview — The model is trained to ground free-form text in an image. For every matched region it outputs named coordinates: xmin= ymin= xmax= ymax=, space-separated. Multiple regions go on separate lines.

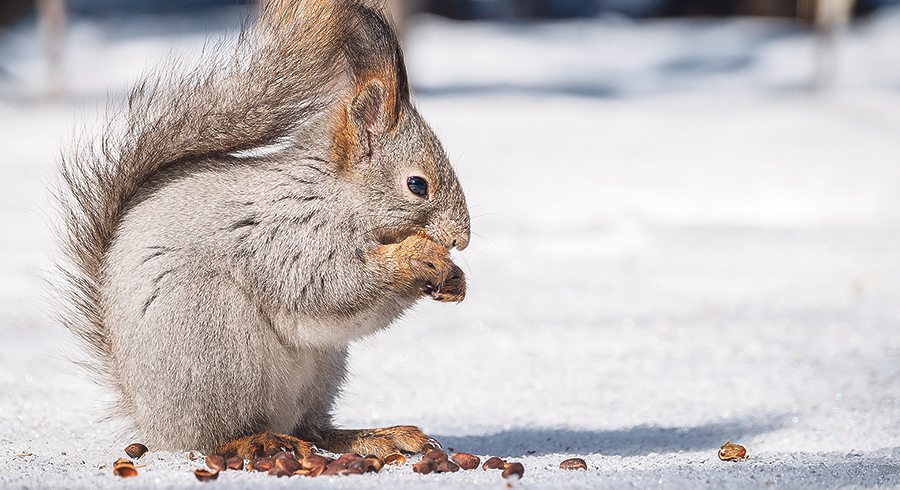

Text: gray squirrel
xmin=56 ymin=0 xmax=469 ymax=458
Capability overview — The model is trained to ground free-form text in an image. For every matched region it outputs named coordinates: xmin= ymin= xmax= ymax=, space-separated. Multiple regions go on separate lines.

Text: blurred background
xmin=1 ymin=0 xmax=900 ymax=99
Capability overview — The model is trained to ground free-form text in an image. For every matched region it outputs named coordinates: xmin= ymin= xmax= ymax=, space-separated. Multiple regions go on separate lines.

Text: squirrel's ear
xmin=332 ymin=77 xmax=400 ymax=168
xmin=350 ymin=78 xmax=390 ymax=139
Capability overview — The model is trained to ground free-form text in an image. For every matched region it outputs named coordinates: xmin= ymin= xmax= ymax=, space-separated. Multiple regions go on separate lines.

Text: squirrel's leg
xmin=318 ymin=426 xmax=439 ymax=457
xmin=368 ymin=232 xmax=466 ymax=302
xmin=213 ymin=431 xmax=315 ymax=459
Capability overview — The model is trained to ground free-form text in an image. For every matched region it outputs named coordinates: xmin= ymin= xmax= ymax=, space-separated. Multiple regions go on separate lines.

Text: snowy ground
xmin=2 ymin=6 xmax=900 ymax=489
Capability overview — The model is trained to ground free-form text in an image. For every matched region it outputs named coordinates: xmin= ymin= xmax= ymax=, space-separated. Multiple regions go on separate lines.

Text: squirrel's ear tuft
xmin=330 ymin=2 xmax=409 ymax=170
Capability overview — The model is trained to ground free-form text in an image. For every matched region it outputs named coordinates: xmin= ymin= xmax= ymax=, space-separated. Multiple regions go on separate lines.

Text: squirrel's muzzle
xmin=427 ymin=215 xmax=470 ymax=251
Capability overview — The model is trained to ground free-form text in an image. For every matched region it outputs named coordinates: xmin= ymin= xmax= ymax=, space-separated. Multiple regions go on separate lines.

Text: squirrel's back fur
xmin=57 ymin=0 xmax=470 ymax=454
xmin=59 ymin=0 xmax=357 ymax=379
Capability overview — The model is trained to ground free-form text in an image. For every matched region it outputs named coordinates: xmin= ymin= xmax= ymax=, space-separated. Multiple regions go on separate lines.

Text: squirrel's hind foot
xmin=319 ymin=426 xmax=439 ymax=457
xmin=214 ymin=431 xmax=315 ymax=459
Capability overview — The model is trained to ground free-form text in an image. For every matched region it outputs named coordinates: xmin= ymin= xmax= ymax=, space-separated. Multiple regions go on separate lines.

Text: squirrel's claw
xmin=423 ymin=263 xmax=466 ymax=302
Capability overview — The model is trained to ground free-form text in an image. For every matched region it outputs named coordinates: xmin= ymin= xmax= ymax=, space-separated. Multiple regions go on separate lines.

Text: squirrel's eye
xmin=407 ymin=176 xmax=428 ymax=198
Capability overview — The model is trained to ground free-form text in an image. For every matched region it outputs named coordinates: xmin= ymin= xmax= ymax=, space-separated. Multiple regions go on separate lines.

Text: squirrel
xmin=56 ymin=0 xmax=469 ymax=459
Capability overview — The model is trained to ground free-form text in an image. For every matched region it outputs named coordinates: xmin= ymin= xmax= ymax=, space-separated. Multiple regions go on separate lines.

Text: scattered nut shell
xmin=274 ymin=455 xmax=301 ymax=474
xmin=423 ymin=449 xmax=449 ymax=464
xmin=193 ymin=468 xmax=219 ymax=481
xmin=435 ymin=460 xmax=460 ymax=473
xmin=718 ymin=441 xmax=748 ymax=461
xmin=246 ymin=457 xmax=274 ymax=472
xmin=347 ymin=458 xmax=375 ymax=473
xmin=301 ymin=454 xmax=330 ymax=469
xmin=482 ymin=456 xmax=506 ymax=470
xmin=501 ymin=462 xmax=525 ymax=479
xmin=412 ymin=459 xmax=436 ymax=474
xmin=559 ymin=458 xmax=587 ymax=470
xmin=125 ymin=443 xmax=148 ymax=459
xmin=113 ymin=458 xmax=138 ymax=478
xmin=384 ymin=453 xmax=407 ymax=466
xmin=341 ymin=461 xmax=366 ymax=475
xmin=15 ymin=453 xmax=33 ymax=458
xmin=205 ymin=454 xmax=227 ymax=471
xmin=300 ymin=454 xmax=330 ymax=477
xmin=363 ymin=456 xmax=384 ymax=472
xmin=451 ymin=452 xmax=480 ymax=470
xmin=225 ymin=456 xmax=244 ymax=470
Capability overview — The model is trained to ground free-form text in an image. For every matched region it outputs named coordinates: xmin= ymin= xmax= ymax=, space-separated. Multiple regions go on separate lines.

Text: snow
xmin=2 ymin=6 xmax=900 ymax=489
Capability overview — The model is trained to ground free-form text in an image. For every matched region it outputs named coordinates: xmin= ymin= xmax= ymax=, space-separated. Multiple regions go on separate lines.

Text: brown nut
xmin=124 ymin=443 xmax=148 ymax=459
xmin=205 ymin=454 xmax=227 ymax=472
xmin=113 ymin=458 xmax=138 ymax=478
xmin=347 ymin=458 xmax=372 ymax=474
xmin=451 ymin=452 xmax=480 ymax=470
xmin=274 ymin=455 xmax=302 ymax=474
xmin=502 ymin=462 xmax=525 ymax=479
xmin=322 ymin=458 xmax=350 ymax=476
xmin=301 ymin=454 xmax=331 ymax=470
xmin=268 ymin=467 xmax=291 ymax=477
xmin=225 ymin=456 xmax=244 ymax=471
xmin=412 ymin=459 xmax=436 ymax=474
xmin=363 ymin=456 xmax=384 ymax=472
xmin=193 ymin=468 xmax=219 ymax=481
xmin=383 ymin=453 xmax=407 ymax=466
xmin=246 ymin=457 xmax=274 ymax=472
xmin=559 ymin=458 xmax=587 ymax=470
xmin=718 ymin=441 xmax=748 ymax=461
xmin=435 ymin=460 xmax=460 ymax=473
xmin=482 ymin=456 xmax=506 ymax=470
xmin=423 ymin=449 xmax=449 ymax=464
xmin=301 ymin=454 xmax=330 ymax=477
xmin=335 ymin=453 xmax=363 ymax=467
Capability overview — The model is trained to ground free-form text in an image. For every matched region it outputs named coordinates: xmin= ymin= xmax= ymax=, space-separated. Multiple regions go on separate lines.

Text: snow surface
xmin=2 ymin=7 xmax=900 ymax=489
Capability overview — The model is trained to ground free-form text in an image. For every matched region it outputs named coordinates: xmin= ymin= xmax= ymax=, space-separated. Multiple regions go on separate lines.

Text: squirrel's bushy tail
xmin=56 ymin=0 xmax=379 ymax=378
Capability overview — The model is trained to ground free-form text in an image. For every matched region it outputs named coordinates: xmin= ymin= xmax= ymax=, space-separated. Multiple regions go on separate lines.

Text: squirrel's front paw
xmin=400 ymin=232 xmax=465 ymax=302
xmin=423 ymin=263 xmax=466 ymax=302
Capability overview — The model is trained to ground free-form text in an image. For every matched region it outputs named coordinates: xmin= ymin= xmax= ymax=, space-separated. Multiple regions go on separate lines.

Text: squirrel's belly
xmin=271 ymin=299 xmax=414 ymax=349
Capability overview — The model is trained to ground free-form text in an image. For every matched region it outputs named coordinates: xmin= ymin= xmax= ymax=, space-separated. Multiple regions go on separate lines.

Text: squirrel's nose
xmin=452 ymin=225 xmax=470 ymax=251
xmin=428 ymin=218 xmax=469 ymax=251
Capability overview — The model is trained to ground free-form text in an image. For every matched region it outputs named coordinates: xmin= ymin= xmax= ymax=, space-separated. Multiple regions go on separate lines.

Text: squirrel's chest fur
xmin=100 ymin=155 xmax=413 ymax=450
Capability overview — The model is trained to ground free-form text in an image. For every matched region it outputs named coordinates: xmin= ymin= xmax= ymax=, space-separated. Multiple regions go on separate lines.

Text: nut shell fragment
xmin=435 ymin=460 xmax=460 ymax=473
xmin=423 ymin=449 xmax=449 ymax=464
xmin=124 ymin=443 xmax=148 ymax=459
xmin=501 ymin=462 xmax=525 ymax=479
xmin=246 ymin=457 xmax=274 ymax=472
xmin=193 ymin=468 xmax=219 ymax=481
xmin=274 ymin=455 xmax=301 ymax=474
xmin=559 ymin=458 xmax=587 ymax=470
xmin=205 ymin=454 xmax=227 ymax=471
xmin=113 ymin=458 xmax=138 ymax=478
xmin=412 ymin=459 xmax=436 ymax=474
xmin=226 ymin=457 xmax=244 ymax=471
xmin=718 ymin=441 xmax=748 ymax=461
xmin=482 ymin=456 xmax=506 ymax=470
xmin=451 ymin=452 xmax=480 ymax=470
xmin=383 ymin=453 xmax=407 ymax=466
xmin=363 ymin=456 xmax=384 ymax=472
